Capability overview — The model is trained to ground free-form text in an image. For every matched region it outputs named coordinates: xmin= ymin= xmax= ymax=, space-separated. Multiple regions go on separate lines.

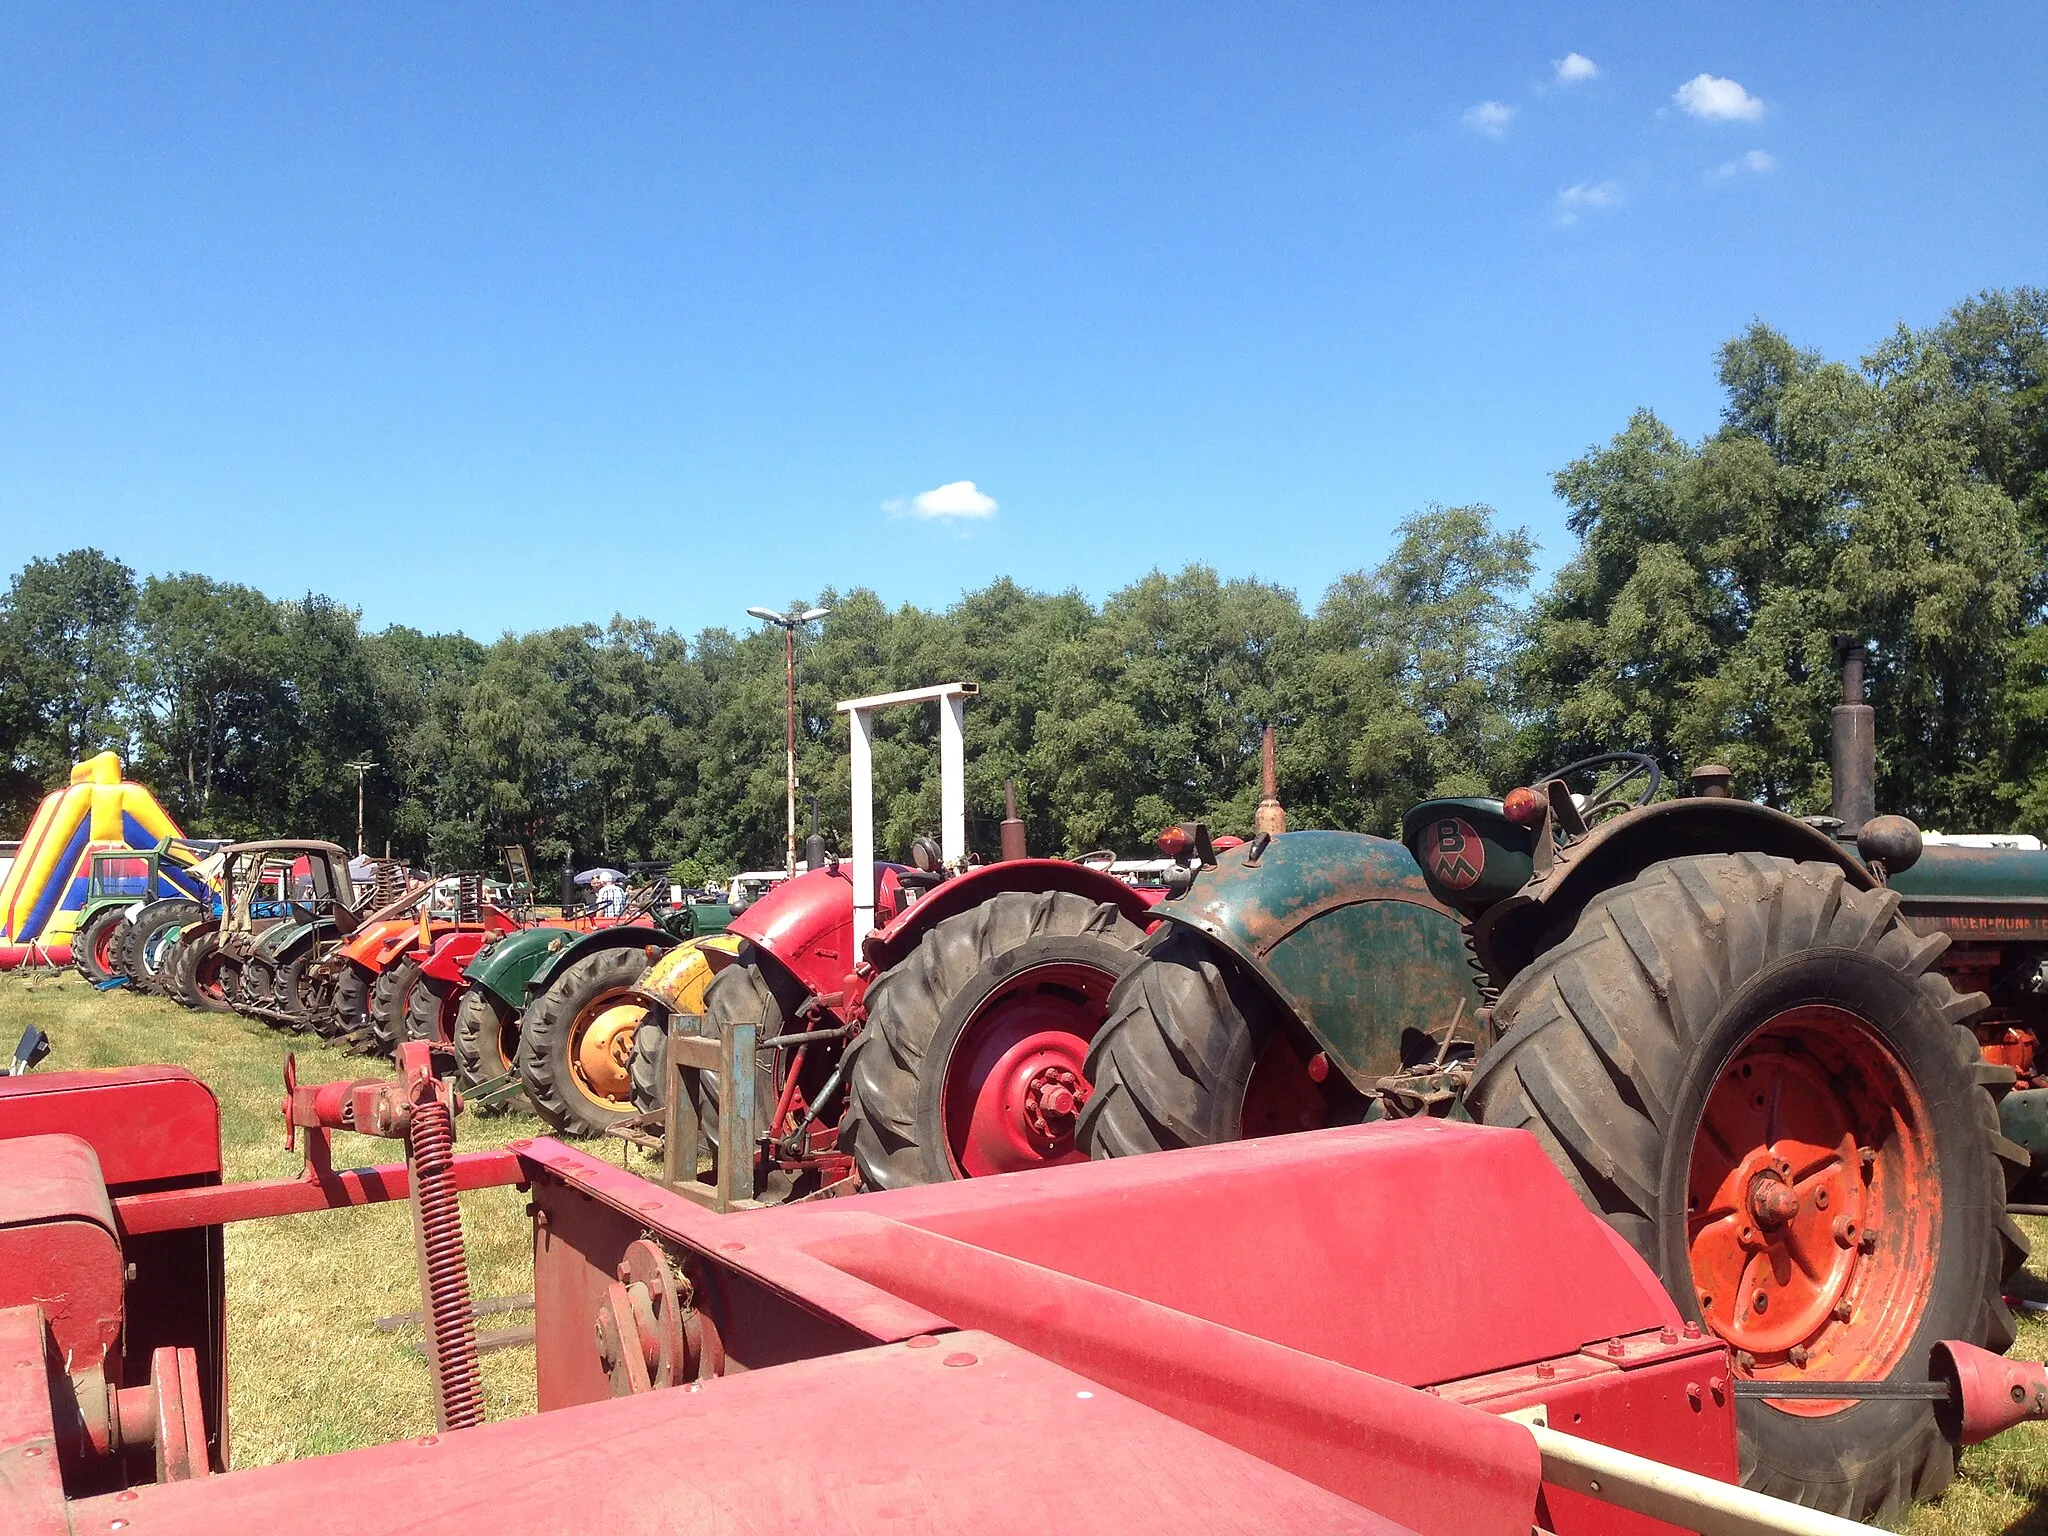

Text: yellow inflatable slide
xmin=0 ymin=751 xmax=196 ymax=968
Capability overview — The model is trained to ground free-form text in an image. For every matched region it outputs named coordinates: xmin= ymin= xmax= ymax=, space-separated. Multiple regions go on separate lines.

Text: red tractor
xmin=630 ymin=682 xmax=1169 ymax=1200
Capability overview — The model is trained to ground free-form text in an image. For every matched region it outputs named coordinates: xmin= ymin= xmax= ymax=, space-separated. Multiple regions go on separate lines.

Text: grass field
xmin=5 ymin=968 xmax=2048 ymax=1529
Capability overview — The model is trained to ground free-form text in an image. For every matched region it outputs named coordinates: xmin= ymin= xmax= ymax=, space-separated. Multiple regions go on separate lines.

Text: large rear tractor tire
xmin=73 ymin=908 xmax=129 ymax=987
xmin=1464 ymin=853 xmax=2026 ymax=1523
xmin=454 ymin=987 xmax=523 ymax=1110
xmin=1077 ymin=924 xmax=1340 ymax=1157
xmin=181 ymin=934 xmax=239 ymax=1013
xmin=844 ymin=891 xmax=1146 ymax=1189
xmin=368 ymin=961 xmax=422 ymax=1056
xmin=125 ymin=901 xmax=204 ymax=994
xmin=239 ymin=957 xmax=281 ymax=1023
xmin=518 ymin=948 xmax=655 ymax=1138
xmin=405 ymin=976 xmax=458 ymax=1046
xmin=324 ymin=965 xmax=370 ymax=1043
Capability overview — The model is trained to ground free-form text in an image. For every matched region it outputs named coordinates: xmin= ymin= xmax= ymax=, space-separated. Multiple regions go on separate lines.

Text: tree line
xmin=3 ymin=288 xmax=2043 ymax=880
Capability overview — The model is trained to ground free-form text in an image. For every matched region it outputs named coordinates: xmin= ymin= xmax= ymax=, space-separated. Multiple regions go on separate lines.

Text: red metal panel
xmin=0 ymin=1069 xmax=221 ymax=1189
xmin=63 ymin=1332 xmax=1422 ymax=1535
xmin=0 ymin=1307 xmax=70 ymax=1536
xmin=809 ymin=1117 xmax=1680 ymax=1385
xmin=1438 ymin=1332 xmax=1739 ymax=1536
xmin=0 ymin=1134 xmax=125 ymax=1368
xmin=861 ymin=858 xmax=1159 ymax=973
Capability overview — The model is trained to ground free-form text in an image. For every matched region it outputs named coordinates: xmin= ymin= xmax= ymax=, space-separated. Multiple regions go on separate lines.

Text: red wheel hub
xmin=940 ymin=960 xmax=1119 ymax=1178
xmin=94 ymin=921 xmax=118 ymax=973
xmin=1686 ymin=1005 xmax=1936 ymax=1414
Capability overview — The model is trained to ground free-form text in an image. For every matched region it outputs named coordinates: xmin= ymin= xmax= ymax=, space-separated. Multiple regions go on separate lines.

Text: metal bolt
xmin=1832 ymin=1300 xmax=1854 ymax=1322
xmin=1790 ymin=1346 xmax=1809 ymax=1368
xmin=1683 ymin=1321 xmax=1703 ymax=1339
xmin=1686 ymin=1381 xmax=1703 ymax=1406
xmin=1735 ymin=1351 xmax=1756 ymax=1372
xmin=1659 ymin=1325 xmax=1678 ymax=1344
xmin=1606 ymin=1337 xmax=1625 ymax=1357
xmin=1860 ymin=1228 xmax=1880 ymax=1253
xmin=1534 ymin=1360 xmax=1556 ymax=1379
xmin=1860 ymin=1147 xmax=1877 ymax=1170
xmin=1710 ymin=1375 xmax=1728 ymax=1400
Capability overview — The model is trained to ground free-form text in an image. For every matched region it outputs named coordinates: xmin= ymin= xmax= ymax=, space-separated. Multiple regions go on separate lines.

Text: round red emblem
xmin=1429 ymin=817 xmax=1485 ymax=891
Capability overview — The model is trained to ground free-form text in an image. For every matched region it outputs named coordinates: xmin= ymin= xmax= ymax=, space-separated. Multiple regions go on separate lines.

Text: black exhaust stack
xmin=1831 ymin=637 xmax=1876 ymax=836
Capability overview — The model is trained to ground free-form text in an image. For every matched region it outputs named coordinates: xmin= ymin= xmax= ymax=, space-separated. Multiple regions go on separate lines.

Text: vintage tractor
xmin=623 ymin=683 xmax=1163 ymax=1203
xmin=68 ymin=839 xmax=219 ymax=988
xmin=12 ymin=1034 xmax=2048 ymax=1533
xmin=479 ymin=889 xmax=735 ymax=1134
xmin=159 ymin=842 xmax=358 ymax=1016
xmin=1076 ymin=643 xmax=2031 ymax=1523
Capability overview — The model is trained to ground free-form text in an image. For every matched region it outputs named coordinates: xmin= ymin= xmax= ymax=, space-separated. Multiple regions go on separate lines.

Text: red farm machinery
xmin=16 ymin=1028 xmax=2038 ymax=1533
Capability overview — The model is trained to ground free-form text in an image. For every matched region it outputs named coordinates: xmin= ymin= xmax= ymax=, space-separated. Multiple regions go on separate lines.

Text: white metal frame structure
xmin=836 ymin=681 xmax=978 ymax=945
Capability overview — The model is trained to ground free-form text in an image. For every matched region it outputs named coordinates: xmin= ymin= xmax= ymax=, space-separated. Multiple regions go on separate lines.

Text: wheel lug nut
xmin=1859 ymin=1147 xmax=1877 ymax=1169
xmin=1832 ymin=1300 xmax=1853 ymax=1322
xmin=1790 ymin=1346 xmax=1809 ymax=1368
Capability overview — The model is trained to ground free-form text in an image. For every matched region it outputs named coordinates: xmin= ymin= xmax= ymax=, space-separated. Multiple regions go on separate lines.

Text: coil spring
xmin=1462 ymin=929 xmax=1499 ymax=1010
xmin=409 ymin=1097 xmax=485 ymax=1430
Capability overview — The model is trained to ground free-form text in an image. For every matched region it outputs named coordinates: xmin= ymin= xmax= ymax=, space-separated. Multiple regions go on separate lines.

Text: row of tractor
xmin=47 ymin=650 xmax=2048 ymax=1523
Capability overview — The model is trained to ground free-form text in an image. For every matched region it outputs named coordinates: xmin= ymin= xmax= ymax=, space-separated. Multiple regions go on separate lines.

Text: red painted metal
xmin=0 ymin=1068 xmax=221 ymax=1187
xmin=0 ymin=1134 xmax=125 ymax=1367
xmin=0 ymin=1064 xmax=1743 ymax=1535
xmin=1936 ymin=1339 xmax=2048 ymax=1443
xmin=728 ymin=862 xmax=859 ymax=1006
xmin=862 ymin=858 xmax=1158 ymax=976
xmin=941 ymin=957 xmax=1112 ymax=1176
xmin=1686 ymin=1004 xmax=1934 ymax=1412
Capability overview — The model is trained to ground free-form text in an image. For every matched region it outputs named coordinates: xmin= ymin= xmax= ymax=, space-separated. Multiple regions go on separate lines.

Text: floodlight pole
xmin=747 ymin=605 xmax=830 ymax=879
xmin=346 ymin=759 xmax=378 ymax=857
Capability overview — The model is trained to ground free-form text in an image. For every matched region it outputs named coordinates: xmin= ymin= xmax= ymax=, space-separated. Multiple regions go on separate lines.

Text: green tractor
xmin=1077 ymin=644 xmax=2029 ymax=1524
xmin=70 ymin=839 xmax=221 ymax=989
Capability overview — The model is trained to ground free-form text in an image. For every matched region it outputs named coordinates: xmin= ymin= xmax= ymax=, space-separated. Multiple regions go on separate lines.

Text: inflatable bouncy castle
xmin=0 ymin=752 xmax=201 ymax=968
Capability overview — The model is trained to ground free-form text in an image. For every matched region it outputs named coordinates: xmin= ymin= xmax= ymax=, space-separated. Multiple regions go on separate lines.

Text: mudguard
xmin=417 ymin=928 xmax=496 ymax=986
xmin=1423 ymin=798 xmax=1872 ymax=992
xmin=728 ymin=865 xmax=861 ymax=1003
xmin=462 ymin=926 xmax=563 ymax=1010
xmin=337 ymin=917 xmax=422 ymax=974
xmin=1148 ymin=830 xmax=1481 ymax=1091
xmin=634 ymin=933 xmax=745 ymax=1015
xmin=859 ymin=858 xmax=1158 ymax=978
xmin=523 ymin=923 xmax=670 ymax=1003
xmin=253 ymin=916 xmax=333 ymax=967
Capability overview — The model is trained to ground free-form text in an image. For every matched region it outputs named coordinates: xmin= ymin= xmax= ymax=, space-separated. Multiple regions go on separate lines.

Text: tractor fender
xmin=523 ymin=923 xmax=671 ymax=1003
xmin=1149 ymin=830 xmax=1483 ymax=1092
xmin=416 ymin=929 xmax=493 ymax=986
xmin=253 ymin=917 xmax=335 ymax=966
xmin=860 ymin=858 xmax=1158 ymax=978
xmin=336 ymin=917 xmax=422 ymax=973
xmin=634 ymin=933 xmax=746 ymax=1015
xmin=1470 ymin=798 xmax=1872 ymax=991
xmin=729 ymin=865 xmax=860 ymax=1003
xmin=460 ymin=925 xmax=565 ymax=1011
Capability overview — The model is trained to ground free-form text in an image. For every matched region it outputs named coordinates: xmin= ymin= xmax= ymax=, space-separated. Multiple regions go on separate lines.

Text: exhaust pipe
xmin=1000 ymin=779 xmax=1028 ymax=862
xmin=1256 ymin=725 xmax=1287 ymax=836
xmin=1830 ymin=637 xmax=1876 ymax=835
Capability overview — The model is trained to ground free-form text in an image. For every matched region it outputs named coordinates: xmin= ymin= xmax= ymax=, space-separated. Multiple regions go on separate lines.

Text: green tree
xmin=0 ymin=549 xmax=138 ymax=819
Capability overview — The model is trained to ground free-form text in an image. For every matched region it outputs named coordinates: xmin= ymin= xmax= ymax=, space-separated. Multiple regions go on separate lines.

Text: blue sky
xmin=2 ymin=5 xmax=2042 ymax=639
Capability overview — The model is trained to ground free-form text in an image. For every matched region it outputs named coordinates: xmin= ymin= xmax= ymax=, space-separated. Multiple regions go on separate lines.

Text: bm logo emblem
xmin=1430 ymin=818 xmax=1485 ymax=891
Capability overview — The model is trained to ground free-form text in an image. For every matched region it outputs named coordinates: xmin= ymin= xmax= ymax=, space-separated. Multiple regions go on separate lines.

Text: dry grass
xmin=0 ymin=967 xmax=651 ymax=1465
xmin=7 ymin=968 xmax=2048 ymax=1526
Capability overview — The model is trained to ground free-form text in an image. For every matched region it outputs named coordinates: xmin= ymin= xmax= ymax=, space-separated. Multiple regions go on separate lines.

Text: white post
xmin=939 ymin=694 xmax=966 ymax=866
xmin=848 ymin=706 xmax=876 ymax=946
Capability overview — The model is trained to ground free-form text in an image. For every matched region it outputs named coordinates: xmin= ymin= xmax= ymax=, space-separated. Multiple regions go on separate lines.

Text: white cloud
xmin=1554 ymin=180 xmax=1621 ymax=225
xmin=1462 ymin=100 xmax=1516 ymax=138
xmin=1713 ymin=148 xmax=1777 ymax=178
xmin=1674 ymin=73 xmax=1765 ymax=122
xmin=890 ymin=480 xmax=999 ymax=520
xmin=1555 ymin=52 xmax=1599 ymax=84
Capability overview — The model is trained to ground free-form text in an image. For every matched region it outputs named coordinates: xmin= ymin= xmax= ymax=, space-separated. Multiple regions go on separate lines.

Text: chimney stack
xmin=1255 ymin=725 xmax=1287 ymax=836
xmin=1831 ymin=637 xmax=1877 ymax=834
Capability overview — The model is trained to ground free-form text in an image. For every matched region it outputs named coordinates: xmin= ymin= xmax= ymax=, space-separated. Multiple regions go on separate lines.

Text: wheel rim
xmin=1685 ymin=1004 xmax=1936 ymax=1415
xmin=573 ymin=994 xmax=645 ymax=1106
xmin=93 ymin=921 xmax=118 ymax=973
xmin=940 ymin=959 xmax=1119 ymax=1178
xmin=144 ymin=925 xmax=182 ymax=973
xmin=1240 ymin=1034 xmax=1329 ymax=1140
xmin=196 ymin=955 xmax=234 ymax=1001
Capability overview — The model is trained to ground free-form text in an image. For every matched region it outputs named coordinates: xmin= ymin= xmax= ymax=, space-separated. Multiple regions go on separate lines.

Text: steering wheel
xmin=1535 ymin=751 xmax=1663 ymax=828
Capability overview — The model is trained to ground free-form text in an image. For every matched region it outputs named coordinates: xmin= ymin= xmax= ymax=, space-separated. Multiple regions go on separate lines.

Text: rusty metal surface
xmin=1146 ymin=831 xmax=1480 ymax=1087
xmin=1470 ymin=799 xmax=1872 ymax=990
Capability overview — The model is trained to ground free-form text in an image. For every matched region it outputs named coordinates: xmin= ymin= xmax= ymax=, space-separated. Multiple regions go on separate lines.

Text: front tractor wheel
xmin=518 ymin=947 xmax=654 ymax=1137
xmin=843 ymin=891 xmax=1148 ymax=1189
xmin=73 ymin=908 xmax=128 ymax=986
xmin=1076 ymin=924 xmax=1340 ymax=1159
xmin=1466 ymin=852 xmax=2026 ymax=1524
